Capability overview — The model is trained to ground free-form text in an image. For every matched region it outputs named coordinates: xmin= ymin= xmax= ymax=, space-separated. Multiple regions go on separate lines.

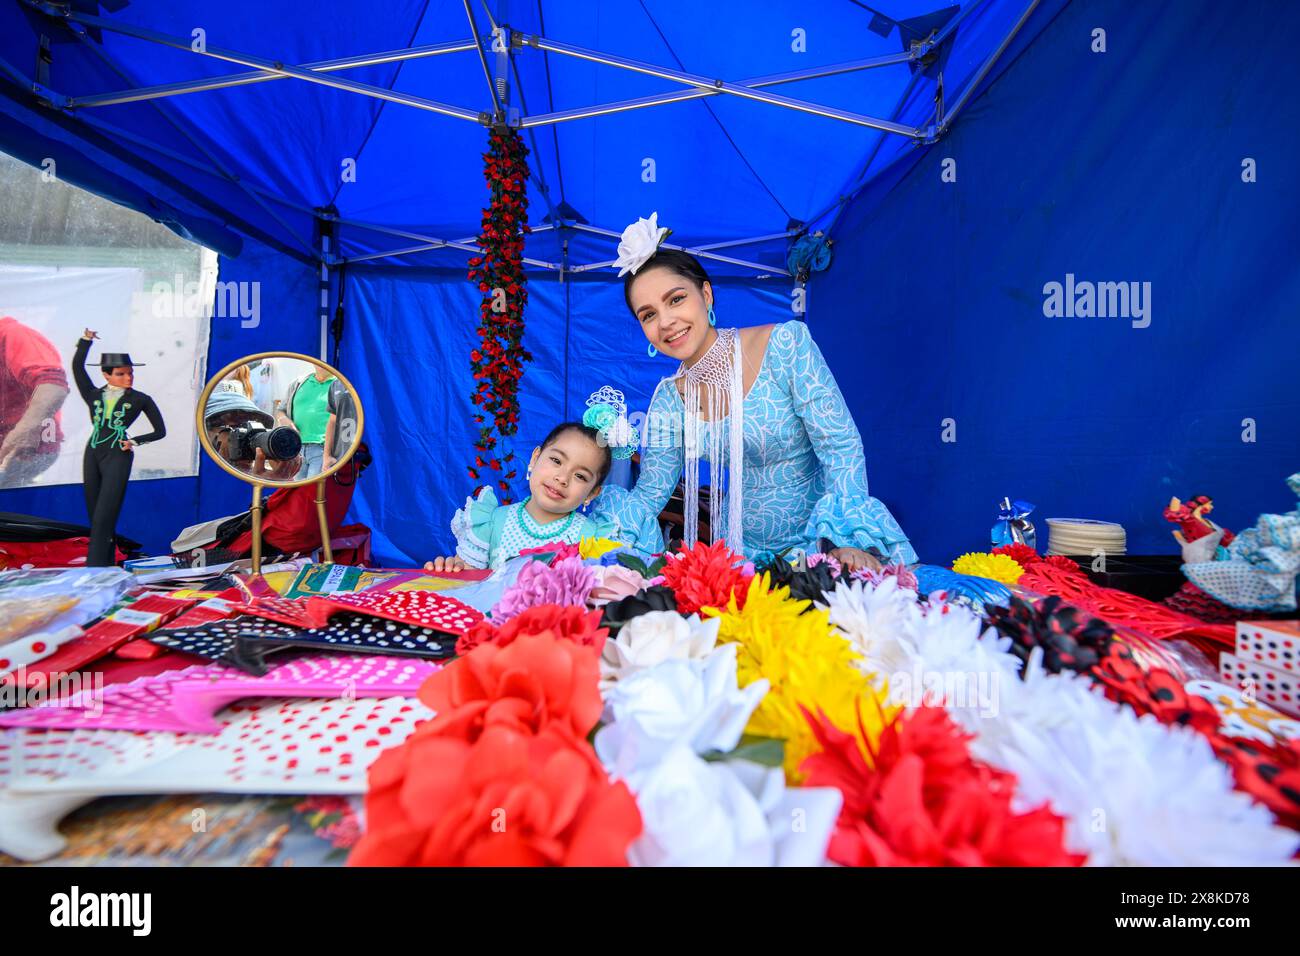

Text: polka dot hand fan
xmin=146 ymin=617 xmax=301 ymax=673
xmin=242 ymin=613 xmax=460 ymax=660
xmin=307 ymin=589 xmax=484 ymax=636
xmin=0 ymin=667 xmax=227 ymax=733
xmin=5 ymin=695 xmax=424 ymax=796
xmin=0 ymin=656 xmax=438 ymax=734
xmin=237 ymin=596 xmax=330 ymax=629
xmin=168 ymin=655 xmax=437 ymax=732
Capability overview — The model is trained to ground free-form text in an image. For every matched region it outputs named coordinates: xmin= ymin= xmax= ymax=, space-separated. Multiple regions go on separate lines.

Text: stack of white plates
xmin=1045 ymin=518 xmax=1127 ymax=556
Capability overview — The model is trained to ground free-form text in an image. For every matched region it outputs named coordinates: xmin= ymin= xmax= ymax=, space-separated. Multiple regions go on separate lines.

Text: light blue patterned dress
xmin=591 ymin=320 xmax=918 ymax=564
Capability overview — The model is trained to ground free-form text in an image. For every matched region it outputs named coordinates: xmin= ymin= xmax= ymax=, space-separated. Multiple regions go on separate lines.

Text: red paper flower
xmin=456 ymin=604 xmax=608 ymax=656
xmin=1210 ymin=735 xmax=1300 ymax=832
xmin=418 ymin=631 xmax=603 ymax=742
xmin=660 ymin=541 xmax=753 ymax=615
xmin=349 ymin=721 xmax=641 ymax=866
xmin=990 ymin=542 xmax=1041 ymax=567
xmin=1040 ymin=554 xmax=1085 ymax=575
xmin=800 ymin=703 xmax=1084 ymax=867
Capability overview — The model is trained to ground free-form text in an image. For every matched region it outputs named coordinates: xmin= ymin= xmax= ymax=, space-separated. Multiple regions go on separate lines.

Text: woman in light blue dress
xmin=591 ymin=225 xmax=916 ymax=570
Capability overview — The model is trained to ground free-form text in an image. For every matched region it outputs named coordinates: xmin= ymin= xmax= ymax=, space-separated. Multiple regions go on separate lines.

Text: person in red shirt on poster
xmin=0 ymin=316 xmax=70 ymax=488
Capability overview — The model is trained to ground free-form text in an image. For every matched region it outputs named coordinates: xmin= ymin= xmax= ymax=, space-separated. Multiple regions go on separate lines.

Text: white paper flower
xmin=614 ymin=211 xmax=670 ymax=277
xmin=599 ymin=611 xmax=719 ymax=690
xmin=595 ymin=645 xmax=768 ymax=773
xmin=622 ymin=745 xmax=842 ymax=867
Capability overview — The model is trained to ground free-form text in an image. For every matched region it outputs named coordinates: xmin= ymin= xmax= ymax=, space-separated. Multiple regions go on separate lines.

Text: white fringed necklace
xmin=673 ymin=326 xmax=746 ymax=554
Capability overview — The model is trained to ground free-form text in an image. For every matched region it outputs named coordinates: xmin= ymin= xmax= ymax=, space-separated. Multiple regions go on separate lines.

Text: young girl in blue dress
xmin=426 ymin=392 xmax=639 ymax=571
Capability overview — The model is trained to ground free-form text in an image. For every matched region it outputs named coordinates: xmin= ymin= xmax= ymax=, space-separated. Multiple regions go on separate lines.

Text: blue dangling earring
xmin=708 ymin=305 xmax=717 ymax=327
xmin=647 ymin=342 xmax=657 ymax=357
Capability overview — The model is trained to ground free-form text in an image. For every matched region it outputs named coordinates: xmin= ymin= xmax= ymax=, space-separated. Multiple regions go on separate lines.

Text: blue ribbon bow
xmin=992 ymin=497 xmax=1036 ymax=549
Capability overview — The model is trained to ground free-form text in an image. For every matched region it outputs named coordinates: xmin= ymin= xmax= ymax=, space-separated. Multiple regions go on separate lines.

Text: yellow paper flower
xmin=951 ymin=551 xmax=1025 ymax=585
xmin=579 ymin=537 xmax=624 ymax=560
xmin=703 ymin=573 xmax=895 ymax=782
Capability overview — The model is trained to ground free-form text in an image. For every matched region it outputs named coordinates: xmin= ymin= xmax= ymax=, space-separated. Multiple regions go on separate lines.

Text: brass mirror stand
xmin=197 ymin=352 xmax=365 ymax=574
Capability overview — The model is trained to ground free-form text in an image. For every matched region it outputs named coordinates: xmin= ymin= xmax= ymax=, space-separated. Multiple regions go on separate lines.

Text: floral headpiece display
xmin=584 ymin=386 xmax=640 ymax=460
xmin=614 ymin=212 xmax=670 ymax=277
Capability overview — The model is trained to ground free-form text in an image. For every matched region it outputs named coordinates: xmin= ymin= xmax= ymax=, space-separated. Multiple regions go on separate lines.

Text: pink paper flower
xmin=491 ymin=555 xmax=598 ymax=621
xmin=518 ymin=541 xmax=581 ymax=562
xmin=588 ymin=565 xmax=649 ymax=607
xmin=852 ymin=563 xmax=919 ymax=592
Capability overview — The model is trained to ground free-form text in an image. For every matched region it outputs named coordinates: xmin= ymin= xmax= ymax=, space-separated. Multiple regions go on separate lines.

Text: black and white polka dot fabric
xmin=267 ymin=613 xmax=458 ymax=659
xmin=147 ymin=616 xmax=300 ymax=673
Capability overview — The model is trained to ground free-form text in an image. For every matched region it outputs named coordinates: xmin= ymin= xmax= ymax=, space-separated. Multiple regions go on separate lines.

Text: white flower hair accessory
xmin=583 ymin=385 xmax=640 ymax=460
xmin=614 ymin=211 xmax=670 ymax=277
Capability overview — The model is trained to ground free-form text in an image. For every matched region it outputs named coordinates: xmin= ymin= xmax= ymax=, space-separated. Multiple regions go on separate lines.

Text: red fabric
xmin=0 ymin=316 xmax=67 ymax=452
xmin=0 ymin=537 xmax=126 ymax=569
xmin=219 ymin=470 xmax=358 ymax=557
xmin=329 ymin=523 xmax=372 ymax=566
xmin=1019 ymin=563 xmax=1237 ymax=649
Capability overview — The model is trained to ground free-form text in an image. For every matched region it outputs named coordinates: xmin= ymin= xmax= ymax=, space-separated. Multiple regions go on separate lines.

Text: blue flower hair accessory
xmin=583 ymin=386 xmax=640 ymax=460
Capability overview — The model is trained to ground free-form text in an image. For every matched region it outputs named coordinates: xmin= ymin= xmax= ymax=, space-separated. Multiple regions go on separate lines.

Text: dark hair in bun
xmin=623 ymin=248 xmax=711 ymax=315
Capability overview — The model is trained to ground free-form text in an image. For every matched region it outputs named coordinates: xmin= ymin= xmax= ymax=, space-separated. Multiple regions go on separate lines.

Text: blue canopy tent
xmin=1 ymin=0 xmax=1295 ymax=566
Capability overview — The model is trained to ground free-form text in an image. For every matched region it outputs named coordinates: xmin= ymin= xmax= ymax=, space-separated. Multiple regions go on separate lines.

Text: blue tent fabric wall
xmin=341 ymin=266 xmax=791 ymax=565
xmin=811 ymin=0 xmax=1300 ymax=562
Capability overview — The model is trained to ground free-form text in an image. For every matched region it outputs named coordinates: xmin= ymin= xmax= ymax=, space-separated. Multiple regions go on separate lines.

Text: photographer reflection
xmin=204 ymin=387 xmax=303 ymax=482
xmin=278 ymin=366 xmax=346 ymax=480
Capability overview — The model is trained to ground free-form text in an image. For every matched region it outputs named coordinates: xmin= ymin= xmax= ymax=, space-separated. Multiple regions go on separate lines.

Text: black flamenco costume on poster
xmin=72 ymin=335 xmax=166 ymax=566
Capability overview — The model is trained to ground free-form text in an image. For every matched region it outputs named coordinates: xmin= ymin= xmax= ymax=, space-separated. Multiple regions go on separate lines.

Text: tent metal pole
xmin=0 ymin=54 xmax=31 ymax=88
xmin=68 ymin=41 xmax=478 ymax=109
xmin=937 ymin=0 xmax=1040 ymax=136
xmin=332 ymin=217 xmax=562 ymax=270
xmin=522 ymin=35 xmax=922 ymax=136
xmin=567 ymin=230 xmax=789 ymax=274
xmin=569 ymin=222 xmax=797 ymax=255
xmin=62 ymin=20 xmax=316 ymax=258
xmin=342 ymin=242 xmax=454 ymax=264
xmin=517 ymin=52 xmax=918 ymax=128
xmin=52 ymin=8 xmax=485 ymax=123
xmin=693 ymin=231 xmax=799 ymax=251
xmin=463 ymin=0 xmax=502 ymax=117
xmin=569 ymin=223 xmax=790 ymax=269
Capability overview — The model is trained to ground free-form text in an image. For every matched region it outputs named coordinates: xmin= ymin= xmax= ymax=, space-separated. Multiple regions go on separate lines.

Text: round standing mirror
xmin=196 ymin=353 xmax=364 ymax=488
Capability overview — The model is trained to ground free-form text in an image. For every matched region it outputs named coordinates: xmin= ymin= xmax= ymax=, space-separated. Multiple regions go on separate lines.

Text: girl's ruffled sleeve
xmin=451 ymin=487 xmax=499 ymax=569
xmin=587 ymin=379 xmax=683 ymax=555
xmin=776 ymin=320 xmax=919 ymax=564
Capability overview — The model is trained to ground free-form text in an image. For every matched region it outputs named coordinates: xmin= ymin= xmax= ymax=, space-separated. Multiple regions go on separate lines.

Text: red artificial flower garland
xmin=466 ymin=126 xmax=532 ymax=501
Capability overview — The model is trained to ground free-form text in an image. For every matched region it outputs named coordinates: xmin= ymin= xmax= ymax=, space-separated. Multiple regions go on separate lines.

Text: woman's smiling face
xmin=629 ymin=266 xmax=714 ymax=363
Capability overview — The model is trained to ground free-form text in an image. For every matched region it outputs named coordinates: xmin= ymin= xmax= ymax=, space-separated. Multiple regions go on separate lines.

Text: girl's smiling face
xmin=528 ymin=429 xmax=606 ymax=516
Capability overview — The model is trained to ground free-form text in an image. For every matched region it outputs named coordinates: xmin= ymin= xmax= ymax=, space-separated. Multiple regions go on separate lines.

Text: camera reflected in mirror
xmin=201 ymin=356 xmax=360 ymax=485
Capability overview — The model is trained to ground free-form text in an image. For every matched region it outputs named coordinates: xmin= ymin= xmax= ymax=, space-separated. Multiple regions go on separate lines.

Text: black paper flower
xmin=985 ymin=595 xmax=1116 ymax=675
xmin=762 ymin=559 xmax=839 ymax=610
xmin=599 ymin=585 xmax=682 ymax=631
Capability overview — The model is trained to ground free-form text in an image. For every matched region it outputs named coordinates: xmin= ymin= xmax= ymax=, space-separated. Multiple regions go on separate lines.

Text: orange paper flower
xmin=418 ymin=631 xmax=604 ymax=742
xmin=350 ymin=721 xmax=641 ymax=866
